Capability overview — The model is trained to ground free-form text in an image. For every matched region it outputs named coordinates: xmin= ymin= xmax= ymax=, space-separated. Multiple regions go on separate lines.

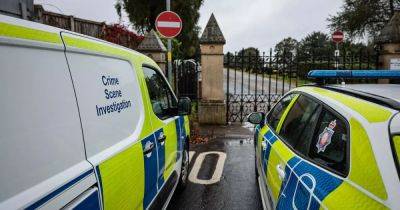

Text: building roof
xmin=137 ymin=29 xmax=166 ymax=52
xmin=200 ymin=13 xmax=226 ymax=44
xmin=375 ymin=10 xmax=400 ymax=44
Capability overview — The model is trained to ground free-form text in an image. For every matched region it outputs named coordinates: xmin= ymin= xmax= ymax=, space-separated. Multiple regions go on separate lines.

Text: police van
xmin=0 ymin=14 xmax=191 ymax=209
xmin=249 ymin=70 xmax=400 ymax=209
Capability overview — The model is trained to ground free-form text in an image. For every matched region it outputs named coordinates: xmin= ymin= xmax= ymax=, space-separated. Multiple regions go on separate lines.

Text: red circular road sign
xmin=332 ymin=31 xmax=344 ymax=43
xmin=155 ymin=11 xmax=182 ymax=38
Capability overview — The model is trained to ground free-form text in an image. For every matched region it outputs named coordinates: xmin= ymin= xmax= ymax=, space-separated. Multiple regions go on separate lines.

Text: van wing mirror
xmin=178 ymin=97 xmax=191 ymax=115
xmin=247 ymin=112 xmax=265 ymax=125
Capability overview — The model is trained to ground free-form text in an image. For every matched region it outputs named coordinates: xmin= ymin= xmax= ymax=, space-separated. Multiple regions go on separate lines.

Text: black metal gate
xmin=225 ymin=49 xmax=379 ymax=123
xmin=174 ymin=59 xmax=200 ymax=100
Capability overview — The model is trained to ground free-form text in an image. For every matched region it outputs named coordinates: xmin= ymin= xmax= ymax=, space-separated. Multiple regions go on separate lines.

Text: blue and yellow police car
xmin=248 ymin=70 xmax=400 ymax=210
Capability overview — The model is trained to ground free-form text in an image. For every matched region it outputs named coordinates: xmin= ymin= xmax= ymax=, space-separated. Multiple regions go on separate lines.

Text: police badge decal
xmin=316 ymin=120 xmax=337 ymax=153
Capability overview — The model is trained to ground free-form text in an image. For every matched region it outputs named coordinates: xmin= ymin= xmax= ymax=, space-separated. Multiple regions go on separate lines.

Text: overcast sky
xmin=36 ymin=0 xmax=344 ymax=53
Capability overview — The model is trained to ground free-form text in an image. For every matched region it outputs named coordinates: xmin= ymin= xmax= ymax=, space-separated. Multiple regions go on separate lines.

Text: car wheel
xmin=177 ymin=141 xmax=189 ymax=191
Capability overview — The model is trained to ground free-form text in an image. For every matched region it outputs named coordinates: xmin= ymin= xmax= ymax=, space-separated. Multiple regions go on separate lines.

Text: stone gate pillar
xmin=375 ymin=9 xmax=400 ymax=83
xmin=137 ymin=29 xmax=167 ymax=74
xmin=198 ymin=14 xmax=226 ymax=124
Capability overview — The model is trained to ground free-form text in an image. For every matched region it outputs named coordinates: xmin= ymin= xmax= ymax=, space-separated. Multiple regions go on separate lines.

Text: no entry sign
xmin=155 ymin=11 xmax=182 ymax=38
xmin=332 ymin=31 xmax=344 ymax=43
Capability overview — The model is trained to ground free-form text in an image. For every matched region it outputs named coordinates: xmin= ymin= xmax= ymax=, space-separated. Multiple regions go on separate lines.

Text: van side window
xmin=143 ymin=67 xmax=177 ymax=120
xmin=279 ymin=95 xmax=320 ymax=149
xmin=308 ymin=109 xmax=348 ymax=175
xmin=267 ymin=94 xmax=297 ymax=131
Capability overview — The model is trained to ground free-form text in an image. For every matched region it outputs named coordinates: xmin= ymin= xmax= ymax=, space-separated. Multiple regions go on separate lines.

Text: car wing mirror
xmin=247 ymin=112 xmax=265 ymax=125
xmin=178 ymin=97 xmax=191 ymax=115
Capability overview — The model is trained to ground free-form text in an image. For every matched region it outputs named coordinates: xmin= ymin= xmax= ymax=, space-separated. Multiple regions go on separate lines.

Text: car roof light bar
xmin=308 ymin=70 xmax=400 ymax=79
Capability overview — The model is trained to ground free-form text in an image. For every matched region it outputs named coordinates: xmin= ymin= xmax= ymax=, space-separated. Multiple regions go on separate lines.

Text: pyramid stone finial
xmin=200 ymin=13 xmax=226 ymax=44
xmin=137 ymin=29 xmax=167 ymax=74
xmin=137 ymin=29 xmax=167 ymax=52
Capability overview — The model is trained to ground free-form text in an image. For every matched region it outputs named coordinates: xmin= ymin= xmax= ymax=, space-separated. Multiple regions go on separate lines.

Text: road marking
xmin=189 ymin=151 xmax=227 ymax=185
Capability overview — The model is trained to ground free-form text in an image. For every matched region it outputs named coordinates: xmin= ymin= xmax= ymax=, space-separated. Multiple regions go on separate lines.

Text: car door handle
xmin=157 ymin=134 xmax=167 ymax=144
xmin=143 ymin=142 xmax=155 ymax=157
xmin=276 ymin=164 xmax=286 ymax=181
xmin=261 ymin=141 xmax=267 ymax=151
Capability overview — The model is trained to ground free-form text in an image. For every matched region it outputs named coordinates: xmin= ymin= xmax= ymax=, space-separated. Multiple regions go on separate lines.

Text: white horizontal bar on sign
xmin=157 ymin=21 xmax=181 ymax=28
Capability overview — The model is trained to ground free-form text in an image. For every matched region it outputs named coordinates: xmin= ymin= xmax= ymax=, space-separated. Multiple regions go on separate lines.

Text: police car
xmin=0 ymin=14 xmax=191 ymax=209
xmin=248 ymin=70 xmax=400 ymax=209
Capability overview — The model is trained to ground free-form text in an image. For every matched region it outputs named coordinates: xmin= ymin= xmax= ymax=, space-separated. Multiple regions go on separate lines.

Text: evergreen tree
xmin=115 ymin=0 xmax=203 ymax=59
xmin=328 ymin=0 xmax=400 ymax=38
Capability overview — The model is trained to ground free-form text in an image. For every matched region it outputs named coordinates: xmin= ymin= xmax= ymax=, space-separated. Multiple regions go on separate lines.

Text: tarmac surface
xmin=168 ymin=125 xmax=263 ymax=210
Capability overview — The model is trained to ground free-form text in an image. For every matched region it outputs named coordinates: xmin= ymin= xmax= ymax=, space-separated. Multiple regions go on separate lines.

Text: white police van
xmin=0 ymin=14 xmax=191 ymax=209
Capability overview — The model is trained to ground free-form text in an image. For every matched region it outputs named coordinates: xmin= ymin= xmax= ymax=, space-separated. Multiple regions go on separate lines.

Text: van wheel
xmin=177 ymin=142 xmax=189 ymax=191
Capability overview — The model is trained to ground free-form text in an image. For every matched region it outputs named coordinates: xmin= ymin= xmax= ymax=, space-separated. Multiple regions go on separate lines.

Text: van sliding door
xmin=61 ymin=32 xmax=148 ymax=210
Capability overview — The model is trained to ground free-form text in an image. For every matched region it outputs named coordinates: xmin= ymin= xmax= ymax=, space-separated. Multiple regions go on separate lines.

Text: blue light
xmin=308 ymin=70 xmax=400 ymax=79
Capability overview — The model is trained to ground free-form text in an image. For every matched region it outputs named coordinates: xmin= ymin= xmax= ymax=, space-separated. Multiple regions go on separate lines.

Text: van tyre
xmin=177 ymin=140 xmax=189 ymax=192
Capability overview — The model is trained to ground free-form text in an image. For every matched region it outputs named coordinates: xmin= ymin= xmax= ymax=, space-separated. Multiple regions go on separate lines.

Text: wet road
xmin=223 ymin=68 xmax=294 ymax=95
xmin=168 ymin=136 xmax=263 ymax=210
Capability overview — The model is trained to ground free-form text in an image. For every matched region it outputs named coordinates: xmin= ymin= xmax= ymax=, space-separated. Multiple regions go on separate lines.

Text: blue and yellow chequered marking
xmin=162 ymin=121 xmax=178 ymax=181
xmin=175 ymin=116 xmax=186 ymax=161
xmin=154 ymin=129 xmax=166 ymax=190
xmin=142 ymin=132 xmax=160 ymax=209
xmin=262 ymin=129 xmax=279 ymax=174
xmin=97 ymin=142 xmax=145 ymax=210
xmin=320 ymin=118 xmax=388 ymax=210
xmin=277 ymin=157 xmax=343 ymax=210
xmin=257 ymin=128 xmax=344 ymax=210
xmin=266 ymin=137 xmax=296 ymax=202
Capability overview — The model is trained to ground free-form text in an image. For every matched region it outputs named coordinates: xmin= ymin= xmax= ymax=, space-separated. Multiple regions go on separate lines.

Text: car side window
xmin=308 ymin=109 xmax=348 ymax=175
xmin=267 ymin=94 xmax=297 ymax=131
xmin=143 ymin=66 xmax=177 ymax=120
xmin=295 ymin=105 xmax=321 ymax=155
xmin=279 ymin=95 xmax=320 ymax=149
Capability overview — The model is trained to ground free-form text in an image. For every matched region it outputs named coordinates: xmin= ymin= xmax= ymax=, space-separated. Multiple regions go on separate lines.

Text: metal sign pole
xmin=166 ymin=0 xmax=173 ymax=84
xmin=335 ymin=42 xmax=339 ymax=70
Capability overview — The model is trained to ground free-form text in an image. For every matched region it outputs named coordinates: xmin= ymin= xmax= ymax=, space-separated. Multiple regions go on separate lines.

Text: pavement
xmin=168 ymin=125 xmax=263 ymax=210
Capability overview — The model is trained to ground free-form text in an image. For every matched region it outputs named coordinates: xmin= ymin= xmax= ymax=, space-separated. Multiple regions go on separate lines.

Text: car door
xmin=274 ymin=94 xmax=349 ymax=210
xmin=256 ymin=93 xmax=299 ymax=205
xmin=142 ymin=66 xmax=181 ymax=207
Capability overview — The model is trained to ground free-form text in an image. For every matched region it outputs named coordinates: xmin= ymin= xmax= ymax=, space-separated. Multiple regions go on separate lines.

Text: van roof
xmin=0 ymin=14 xmax=157 ymax=67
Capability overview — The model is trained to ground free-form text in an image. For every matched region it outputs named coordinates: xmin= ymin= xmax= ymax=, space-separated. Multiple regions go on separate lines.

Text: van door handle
xmin=143 ymin=142 xmax=155 ymax=157
xmin=157 ymin=134 xmax=167 ymax=144
xmin=276 ymin=164 xmax=286 ymax=181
